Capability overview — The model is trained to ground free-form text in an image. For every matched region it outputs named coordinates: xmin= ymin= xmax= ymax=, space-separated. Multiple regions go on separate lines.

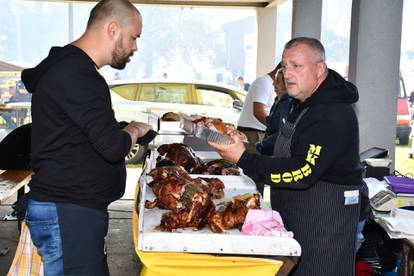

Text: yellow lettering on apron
xmin=301 ymin=163 xmax=312 ymax=176
xmin=282 ymin=172 xmax=293 ymax=182
xmin=292 ymin=169 xmax=304 ymax=181
xmin=271 ymin=173 xmax=281 ymax=183
xmin=306 ymin=144 xmax=322 ymax=165
xmin=308 ymin=144 xmax=322 ymax=155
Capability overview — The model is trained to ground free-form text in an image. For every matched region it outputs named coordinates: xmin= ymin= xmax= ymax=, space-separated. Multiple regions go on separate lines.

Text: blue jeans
xmin=26 ymin=199 xmax=64 ymax=276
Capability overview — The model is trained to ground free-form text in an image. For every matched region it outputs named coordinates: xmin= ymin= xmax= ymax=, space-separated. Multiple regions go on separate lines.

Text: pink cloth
xmin=241 ymin=209 xmax=294 ymax=237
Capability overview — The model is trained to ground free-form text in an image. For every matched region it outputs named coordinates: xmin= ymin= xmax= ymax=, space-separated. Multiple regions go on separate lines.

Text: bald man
xmin=21 ymin=1 xmax=151 ymax=275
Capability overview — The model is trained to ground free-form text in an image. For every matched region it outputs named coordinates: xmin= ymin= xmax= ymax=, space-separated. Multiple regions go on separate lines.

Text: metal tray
xmin=136 ymin=173 xmax=301 ymax=256
xmin=147 ymin=112 xmax=188 ymax=135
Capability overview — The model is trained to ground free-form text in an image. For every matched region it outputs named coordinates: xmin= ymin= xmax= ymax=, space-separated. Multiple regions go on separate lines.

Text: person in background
xmin=21 ymin=1 xmax=151 ymax=275
xmin=210 ymin=37 xmax=363 ymax=275
xmin=9 ymin=80 xmax=31 ymax=103
xmin=236 ymin=76 xmax=250 ymax=91
xmin=0 ymin=85 xmax=17 ymax=129
xmin=236 ymin=67 xmax=277 ymax=153
xmin=8 ymin=80 xmax=32 ymax=125
xmin=256 ymin=64 xmax=292 ymax=156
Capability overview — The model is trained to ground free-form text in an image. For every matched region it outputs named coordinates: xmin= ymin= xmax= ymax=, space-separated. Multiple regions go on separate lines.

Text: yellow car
xmin=109 ymin=80 xmax=246 ymax=163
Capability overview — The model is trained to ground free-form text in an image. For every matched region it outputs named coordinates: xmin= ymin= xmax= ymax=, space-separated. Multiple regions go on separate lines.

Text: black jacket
xmin=22 ymin=44 xmax=131 ymax=210
xmin=238 ymin=69 xmax=364 ymax=190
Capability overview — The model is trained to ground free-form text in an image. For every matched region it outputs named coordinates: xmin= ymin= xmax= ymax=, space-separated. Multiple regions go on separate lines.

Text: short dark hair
xmin=237 ymin=76 xmax=244 ymax=81
xmin=87 ymin=0 xmax=138 ymax=28
xmin=275 ymin=61 xmax=282 ymax=71
xmin=284 ymin=37 xmax=325 ymax=61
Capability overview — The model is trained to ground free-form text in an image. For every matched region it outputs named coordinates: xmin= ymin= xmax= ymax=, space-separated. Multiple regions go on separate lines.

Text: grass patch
xmin=395 ymin=138 xmax=414 ymax=177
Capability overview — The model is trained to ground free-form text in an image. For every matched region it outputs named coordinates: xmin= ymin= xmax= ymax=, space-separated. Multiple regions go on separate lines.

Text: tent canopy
xmin=0 ymin=61 xmax=25 ymax=72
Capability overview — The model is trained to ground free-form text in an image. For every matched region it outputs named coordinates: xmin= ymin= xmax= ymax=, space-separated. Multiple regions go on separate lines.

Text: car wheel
xmin=399 ymin=134 xmax=409 ymax=146
xmin=125 ymin=143 xmax=147 ymax=164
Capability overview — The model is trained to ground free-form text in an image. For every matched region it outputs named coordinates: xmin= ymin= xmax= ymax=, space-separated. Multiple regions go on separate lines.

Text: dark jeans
xmin=27 ymin=199 xmax=110 ymax=276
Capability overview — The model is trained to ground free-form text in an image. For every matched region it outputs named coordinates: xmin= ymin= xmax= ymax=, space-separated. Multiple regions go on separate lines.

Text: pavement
xmin=0 ymin=168 xmax=142 ymax=276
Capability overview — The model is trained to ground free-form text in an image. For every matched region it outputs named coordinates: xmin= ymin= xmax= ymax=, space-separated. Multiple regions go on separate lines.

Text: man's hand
xmin=122 ymin=121 xmax=152 ymax=150
xmin=129 ymin=121 xmax=152 ymax=138
xmin=208 ymin=131 xmax=246 ymax=164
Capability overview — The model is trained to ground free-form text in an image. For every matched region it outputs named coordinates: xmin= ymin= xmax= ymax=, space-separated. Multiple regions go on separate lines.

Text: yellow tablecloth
xmin=7 ymin=222 xmax=43 ymax=276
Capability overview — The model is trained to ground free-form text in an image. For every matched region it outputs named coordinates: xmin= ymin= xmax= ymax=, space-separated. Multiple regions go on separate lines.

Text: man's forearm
xmin=253 ymin=102 xmax=268 ymax=124
xmin=254 ymin=110 xmax=267 ymax=124
xmin=122 ymin=125 xmax=140 ymax=151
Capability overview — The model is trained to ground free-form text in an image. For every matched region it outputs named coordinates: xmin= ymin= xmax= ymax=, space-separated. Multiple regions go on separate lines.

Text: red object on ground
xmin=356 ymin=260 xmax=374 ymax=276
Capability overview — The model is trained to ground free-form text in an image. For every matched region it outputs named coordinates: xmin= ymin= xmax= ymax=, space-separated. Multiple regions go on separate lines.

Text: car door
xmin=110 ymin=84 xmax=148 ymax=123
xmin=137 ymin=83 xmax=194 ymax=118
xmin=193 ymin=85 xmax=243 ymax=125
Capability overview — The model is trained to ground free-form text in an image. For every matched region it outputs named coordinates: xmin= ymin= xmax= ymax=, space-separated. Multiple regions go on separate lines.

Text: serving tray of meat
xmin=136 ymin=165 xmax=301 ymax=256
xmin=150 ymin=143 xmax=243 ymax=175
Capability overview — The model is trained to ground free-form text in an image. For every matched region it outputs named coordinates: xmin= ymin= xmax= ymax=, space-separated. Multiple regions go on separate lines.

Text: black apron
xmin=271 ymin=107 xmax=360 ymax=276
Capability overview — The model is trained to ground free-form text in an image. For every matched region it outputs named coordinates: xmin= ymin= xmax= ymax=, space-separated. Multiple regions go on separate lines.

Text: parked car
xmin=397 ymin=76 xmax=412 ymax=145
xmin=109 ymin=80 xmax=247 ymax=163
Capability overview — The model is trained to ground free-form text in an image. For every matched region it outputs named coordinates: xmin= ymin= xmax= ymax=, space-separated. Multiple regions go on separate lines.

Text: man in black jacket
xmin=21 ymin=1 xmax=151 ymax=275
xmin=210 ymin=37 xmax=364 ymax=276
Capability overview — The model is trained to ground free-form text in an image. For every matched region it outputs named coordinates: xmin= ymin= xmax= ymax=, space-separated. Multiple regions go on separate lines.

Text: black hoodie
xmin=238 ymin=69 xmax=364 ymax=189
xmin=22 ymin=44 xmax=131 ymax=210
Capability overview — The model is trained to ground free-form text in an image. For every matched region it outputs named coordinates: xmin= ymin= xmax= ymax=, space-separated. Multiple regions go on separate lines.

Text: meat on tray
xmin=192 ymin=116 xmax=248 ymax=142
xmin=156 ymin=143 xmax=240 ymax=175
xmin=145 ymin=166 xmax=225 ymax=210
xmin=159 ymin=186 xmax=215 ymax=232
xmin=190 ymin=159 xmax=240 ymax=176
xmin=208 ymin=193 xmax=261 ymax=233
xmin=161 ymin=112 xmax=181 ymax=122
xmin=145 ymin=165 xmax=259 ymax=233
xmin=158 ymin=192 xmax=260 ymax=233
xmin=156 ymin=143 xmax=203 ymax=172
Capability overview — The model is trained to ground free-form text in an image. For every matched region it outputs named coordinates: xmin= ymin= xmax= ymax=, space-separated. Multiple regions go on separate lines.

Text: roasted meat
xmin=159 ymin=184 xmax=215 ymax=232
xmin=161 ymin=112 xmax=181 ymax=121
xmin=192 ymin=116 xmax=247 ymax=142
xmin=145 ymin=178 xmax=187 ymax=210
xmin=191 ymin=177 xmax=225 ymax=199
xmin=208 ymin=193 xmax=260 ymax=233
xmin=190 ymin=159 xmax=240 ymax=176
xmin=145 ymin=166 xmax=225 ymax=210
xmin=148 ymin=165 xmax=192 ymax=182
xmin=156 ymin=143 xmax=202 ymax=172
xmin=193 ymin=117 xmax=234 ymax=134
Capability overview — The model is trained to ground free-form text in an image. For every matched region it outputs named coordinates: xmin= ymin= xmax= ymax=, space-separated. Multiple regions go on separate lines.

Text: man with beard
xmin=20 ymin=1 xmax=150 ymax=275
